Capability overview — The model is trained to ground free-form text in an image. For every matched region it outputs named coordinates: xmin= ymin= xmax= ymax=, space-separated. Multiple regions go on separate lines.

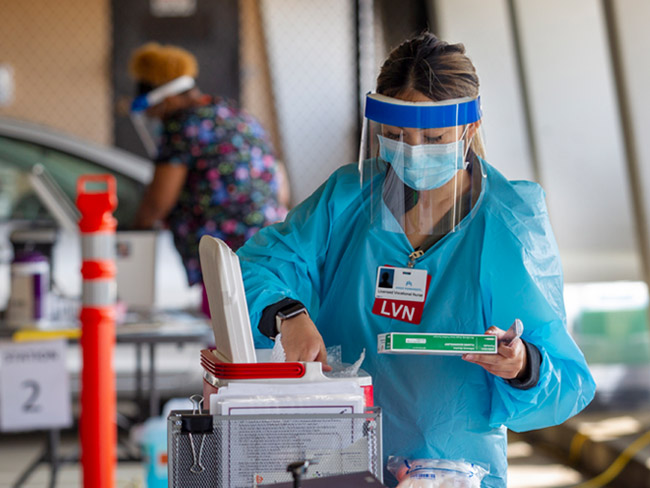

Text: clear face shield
xmin=129 ymin=75 xmax=196 ymax=158
xmin=358 ymin=93 xmax=484 ymax=237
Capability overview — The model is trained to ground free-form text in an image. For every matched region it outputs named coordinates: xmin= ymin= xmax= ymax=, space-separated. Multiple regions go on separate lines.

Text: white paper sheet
xmin=210 ymin=381 xmax=364 ymax=415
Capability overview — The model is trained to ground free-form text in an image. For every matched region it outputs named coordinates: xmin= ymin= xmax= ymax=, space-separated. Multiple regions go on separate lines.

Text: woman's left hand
xmin=462 ymin=326 xmax=527 ymax=379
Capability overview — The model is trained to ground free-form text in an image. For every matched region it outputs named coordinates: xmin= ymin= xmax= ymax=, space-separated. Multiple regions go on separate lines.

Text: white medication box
xmin=378 ymin=332 xmax=498 ymax=355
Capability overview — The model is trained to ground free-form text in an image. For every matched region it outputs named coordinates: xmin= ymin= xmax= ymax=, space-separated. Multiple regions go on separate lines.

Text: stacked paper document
xmin=209 ymin=381 xmax=365 ymax=415
xmin=209 ymin=381 xmax=369 ymax=486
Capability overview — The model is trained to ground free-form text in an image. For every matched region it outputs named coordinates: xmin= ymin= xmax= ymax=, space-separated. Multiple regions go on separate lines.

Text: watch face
xmin=278 ymin=303 xmax=306 ymax=319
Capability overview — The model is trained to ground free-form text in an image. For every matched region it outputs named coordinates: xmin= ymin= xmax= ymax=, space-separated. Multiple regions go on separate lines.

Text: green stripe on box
xmin=388 ymin=333 xmax=497 ymax=353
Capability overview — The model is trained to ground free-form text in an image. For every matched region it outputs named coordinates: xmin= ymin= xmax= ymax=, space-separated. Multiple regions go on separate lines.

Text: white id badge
xmin=375 ymin=266 xmax=427 ymax=302
xmin=373 ymin=266 xmax=431 ymax=324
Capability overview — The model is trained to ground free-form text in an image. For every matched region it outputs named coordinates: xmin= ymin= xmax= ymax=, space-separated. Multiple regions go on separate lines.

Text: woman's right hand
xmin=280 ymin=313 xmax=332 ymax=371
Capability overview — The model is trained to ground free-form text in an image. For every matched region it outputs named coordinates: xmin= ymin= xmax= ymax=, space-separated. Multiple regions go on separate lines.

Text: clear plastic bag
xmin=271 ymin=340 xmax=366 ymax=377
xmin=387 ymin=457 xmax=488 ymax=488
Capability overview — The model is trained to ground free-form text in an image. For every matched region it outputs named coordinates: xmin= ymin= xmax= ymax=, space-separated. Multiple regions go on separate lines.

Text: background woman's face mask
xmin=378 ymin=134 xmax=466 ymax=190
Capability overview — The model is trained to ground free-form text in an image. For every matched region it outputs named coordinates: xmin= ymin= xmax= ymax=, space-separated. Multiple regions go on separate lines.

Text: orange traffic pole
xmin=76 ymin=174 xmax=118 ymax=488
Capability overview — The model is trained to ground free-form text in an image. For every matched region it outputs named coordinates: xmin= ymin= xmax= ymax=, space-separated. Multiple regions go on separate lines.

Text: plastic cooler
xmin=196 ymin=236 xmax=373 ymax=407
xmin=200 ymin=348 xmax=374 ymax=408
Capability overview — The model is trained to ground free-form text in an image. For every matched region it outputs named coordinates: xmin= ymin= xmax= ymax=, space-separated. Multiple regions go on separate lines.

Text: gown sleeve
xmin=480 ymin=180 xmax=596 ymax=431
xmin=237 ymin=165 xmax=358 ymax=348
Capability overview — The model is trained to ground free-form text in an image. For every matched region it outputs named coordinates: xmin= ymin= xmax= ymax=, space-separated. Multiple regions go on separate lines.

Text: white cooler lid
xmin=199 ymin=236 xmax=256 ymax=363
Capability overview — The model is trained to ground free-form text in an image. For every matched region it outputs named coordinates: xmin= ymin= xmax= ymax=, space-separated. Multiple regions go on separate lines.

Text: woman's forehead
xmin=382 ymin=124 xmax=464 ymax=133
xmin=392 ymin=88 xmax=433 ymax=103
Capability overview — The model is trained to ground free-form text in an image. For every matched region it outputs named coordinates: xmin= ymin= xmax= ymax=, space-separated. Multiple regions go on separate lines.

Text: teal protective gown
xmin=237 ymin=160 xmax=596 ymax=487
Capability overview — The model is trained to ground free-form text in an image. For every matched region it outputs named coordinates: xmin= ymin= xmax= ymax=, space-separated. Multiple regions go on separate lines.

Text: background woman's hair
xmin=129 ymin=42 xmax=198 ymax=88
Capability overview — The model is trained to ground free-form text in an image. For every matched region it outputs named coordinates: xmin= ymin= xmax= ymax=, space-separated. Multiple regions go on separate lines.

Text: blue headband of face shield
xmin=364 ymin=93 xmax=482 ymax=128
xmin=130 ymin=75 xmax=196 ymax=113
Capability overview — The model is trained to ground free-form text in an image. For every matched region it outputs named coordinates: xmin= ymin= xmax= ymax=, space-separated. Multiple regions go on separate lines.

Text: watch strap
xmin=258 ymin=298 xmax=304 ymax=339
xmin=276 ymin=303 xmax=307 ymax=334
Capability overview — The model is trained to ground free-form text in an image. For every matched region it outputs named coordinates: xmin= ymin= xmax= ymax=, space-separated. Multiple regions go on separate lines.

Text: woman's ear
xmin=466 ymin=121 xmax=481 ymax=140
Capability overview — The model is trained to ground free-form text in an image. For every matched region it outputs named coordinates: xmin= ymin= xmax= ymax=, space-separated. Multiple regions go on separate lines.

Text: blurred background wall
xmin=1 ymin=0 xmax=649 ymax=286
xmin=0 ymin=0 xmax=112 ymax=144
xmin=434 ymin=0 xmax=650 ymax=284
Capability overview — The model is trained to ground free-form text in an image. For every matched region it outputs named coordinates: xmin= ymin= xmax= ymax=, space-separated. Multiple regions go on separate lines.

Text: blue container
xmin=141 ymin=417 xmax=168 ymax=488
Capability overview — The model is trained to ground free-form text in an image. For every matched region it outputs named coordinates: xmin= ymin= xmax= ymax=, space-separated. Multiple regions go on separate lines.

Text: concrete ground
xmin=1 ymin=359 xmax=647 ymax=487
xmin=3 ymin=408 xmax=649 ymax=488
xmin=508 ymin=436 xmax=586 ymax=487
xmin=516 ymin=403 xmax=650 ymax=488
xmin=0 ymin=427 xmax=588 ymax=488
xmin=515 ymin=362 xmax=650 ymax=488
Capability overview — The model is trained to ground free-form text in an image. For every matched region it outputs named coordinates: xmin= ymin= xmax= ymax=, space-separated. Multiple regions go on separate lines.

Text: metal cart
xmin=167 ymin=407 xmax=382 ymax=487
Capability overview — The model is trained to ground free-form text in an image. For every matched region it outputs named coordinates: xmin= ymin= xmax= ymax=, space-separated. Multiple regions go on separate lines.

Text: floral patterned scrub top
xmin=156 ymin=95 xmax=288 ymax=285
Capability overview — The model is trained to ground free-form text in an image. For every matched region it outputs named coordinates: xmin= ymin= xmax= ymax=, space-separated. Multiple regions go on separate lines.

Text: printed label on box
xmin=378 ymin=333 xmax=497 ymax=355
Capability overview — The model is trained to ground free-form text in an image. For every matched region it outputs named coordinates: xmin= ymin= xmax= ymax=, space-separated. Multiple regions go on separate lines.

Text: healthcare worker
xmin=237 ymin=32 xmax=596 ymax=487
xmin=127 ymin=43 xmax=289 ymax=311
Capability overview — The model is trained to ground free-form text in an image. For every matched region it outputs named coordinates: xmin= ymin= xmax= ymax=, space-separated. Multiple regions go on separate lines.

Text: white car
xmin=0 ymin=116 xmax=199 ymax=315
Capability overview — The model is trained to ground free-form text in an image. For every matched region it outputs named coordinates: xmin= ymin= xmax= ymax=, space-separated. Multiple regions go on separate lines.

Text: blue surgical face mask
xmin=378 ymin=134 xmax=466 ymax=190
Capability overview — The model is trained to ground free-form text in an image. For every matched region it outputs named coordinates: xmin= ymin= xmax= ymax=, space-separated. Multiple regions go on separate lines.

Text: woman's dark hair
xmin=376 ymin=32 xmax=479 ymax=101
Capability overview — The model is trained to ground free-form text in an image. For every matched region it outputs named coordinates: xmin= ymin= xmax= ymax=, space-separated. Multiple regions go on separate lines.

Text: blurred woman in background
xmin=128 ymin=42 xmax=289 ymax=313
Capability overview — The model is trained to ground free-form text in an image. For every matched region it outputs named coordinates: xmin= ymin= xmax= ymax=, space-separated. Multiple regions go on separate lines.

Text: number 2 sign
xmin=0 ymin=339 xmax=72 ymax=432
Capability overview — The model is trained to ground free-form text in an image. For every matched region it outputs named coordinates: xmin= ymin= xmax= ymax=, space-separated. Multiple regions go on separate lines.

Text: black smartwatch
xmin=275 ymin=302 xmax=307 ymax=335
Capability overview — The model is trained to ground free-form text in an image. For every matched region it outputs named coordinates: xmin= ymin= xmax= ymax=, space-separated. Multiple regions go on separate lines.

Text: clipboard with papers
xmin=167 ymin=408 xmax=382 ymax=487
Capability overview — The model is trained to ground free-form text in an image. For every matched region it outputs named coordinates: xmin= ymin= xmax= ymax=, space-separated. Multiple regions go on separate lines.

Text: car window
xmin=0 ymin=135 xmax=144 ymax=228
xmin=0 ymin=164 xmax=50 ymax=223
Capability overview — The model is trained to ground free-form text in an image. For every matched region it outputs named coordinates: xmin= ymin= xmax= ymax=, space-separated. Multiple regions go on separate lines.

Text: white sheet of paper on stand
xmin=211 ymin=381 xmax=368 ymax=486
xmin=199 ymin=236 xmax=256 ymax=363
xmin=209 ymin=381 xmax=365 ymax=415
